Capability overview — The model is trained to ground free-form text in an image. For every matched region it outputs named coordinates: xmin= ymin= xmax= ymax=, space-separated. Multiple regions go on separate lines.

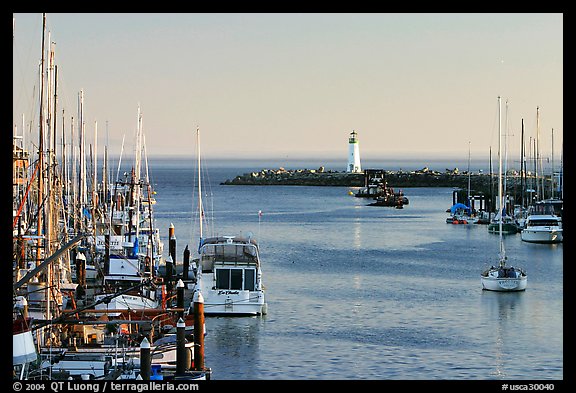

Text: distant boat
xmin=446 ymin=142 xmax=479 ymax=224
xmin=487 ymin=212 xmax=520 ymax=234
xmin=481 ymin=97 xmax=527 ymax=292
xmin=446 ymin=203 xmax=471 ymax=224
xmin=191 ymin=127 xmax=267 ymax=316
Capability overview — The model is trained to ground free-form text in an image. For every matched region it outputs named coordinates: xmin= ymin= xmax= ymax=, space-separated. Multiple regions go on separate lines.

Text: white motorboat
xmin=521 ymin=214 xmax=563 ymax=243
xmin=195 ymin=235 xmax=266 ymax=316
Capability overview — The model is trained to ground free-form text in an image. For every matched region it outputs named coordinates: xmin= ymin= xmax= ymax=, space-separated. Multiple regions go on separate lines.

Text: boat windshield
xmin=527 ymin=219 xmax=560 ymax=227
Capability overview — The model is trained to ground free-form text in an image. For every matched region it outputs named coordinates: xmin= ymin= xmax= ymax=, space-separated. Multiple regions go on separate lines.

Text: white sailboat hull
xmin=93 ymin=294 xmax=159 ymax=316
xmin=481 ymin=276 xmax=527 ymax=291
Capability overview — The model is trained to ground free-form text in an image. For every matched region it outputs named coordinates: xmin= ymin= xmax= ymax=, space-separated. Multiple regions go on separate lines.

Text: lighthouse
xmin=347 ymin=130 xmax=362 ymax=173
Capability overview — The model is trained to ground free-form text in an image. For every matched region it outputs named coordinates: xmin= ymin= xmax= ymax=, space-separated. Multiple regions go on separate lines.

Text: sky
xmin=13 ymin=13 xmax=563 ymax=165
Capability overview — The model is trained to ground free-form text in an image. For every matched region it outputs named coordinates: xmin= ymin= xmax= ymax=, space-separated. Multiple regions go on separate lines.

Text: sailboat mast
xmin=78 ymin=90 xmax=87 ymax=228
xmin=197 ymin=127 xmax=203 ymax=239
xmin=36 ymin=13 xmax=46 ymax=265
xmin=467 ymin=141 xmax=471 ymax=206
xmin=551 ymin=128 xmax=554 ymax=199
xmin=520 ymin=119 xmax=525 ymax=210
xmin=497 ymin=96 xmax=503 ymax=254
xmin=535 ymin=106 xmax=542 ymax=200
xmin=93 ymin=120 xmax=98 ymax=216
xmin=489 ymin=146 xmax=493 ymax=219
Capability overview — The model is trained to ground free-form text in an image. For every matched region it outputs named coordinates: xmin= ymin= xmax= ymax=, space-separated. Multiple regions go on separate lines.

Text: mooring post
xmin=176 ymin=318 xmax=187 ymax=376
xmin=183 ymin=245 xmax=190 ymax=281
xmin=176 ymin=279 xmax=185 ymax=320
xmin=169 ymin=223 xmax=177 ymax=266
xmin=165 ymin=255 xmax=173 ymax=292
xmin=140 ymin=337 xmax=151 ymax=380
xmin=193 ymin=290 xmax=205 ymax=371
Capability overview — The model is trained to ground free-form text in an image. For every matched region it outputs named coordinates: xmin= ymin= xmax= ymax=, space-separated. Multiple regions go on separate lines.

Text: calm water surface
xmin=147 ymin=159 xmax=563 ymax=381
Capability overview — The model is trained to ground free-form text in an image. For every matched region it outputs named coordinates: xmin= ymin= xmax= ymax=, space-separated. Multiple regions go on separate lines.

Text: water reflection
xmin=204 ymin=316 xmax=264 ymax=379
xmin=481 ymin=291 xmax=523 ymax=379
xmin=353 ymin=218 xmax=362 ymax=250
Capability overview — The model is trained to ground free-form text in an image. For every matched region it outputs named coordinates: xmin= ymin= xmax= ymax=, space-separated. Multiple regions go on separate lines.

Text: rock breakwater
xmin=221 ymin=166 xmax=508 ymax=191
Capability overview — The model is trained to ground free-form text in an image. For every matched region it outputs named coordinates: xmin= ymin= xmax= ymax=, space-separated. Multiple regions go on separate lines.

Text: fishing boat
xmin=481 ymin=97 xmax=527 ymax=292
xmin=191 ymin=127 xmax=267 ymax=316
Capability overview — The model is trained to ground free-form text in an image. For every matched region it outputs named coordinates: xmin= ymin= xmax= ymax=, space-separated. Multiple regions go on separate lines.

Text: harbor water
xmin=148 ymin=158 xmax=563 ymax=381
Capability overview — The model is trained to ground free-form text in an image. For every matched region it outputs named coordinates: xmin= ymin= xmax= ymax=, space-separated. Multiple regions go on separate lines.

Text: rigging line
xmin=13 ymin=159 xmax=41 ymax=230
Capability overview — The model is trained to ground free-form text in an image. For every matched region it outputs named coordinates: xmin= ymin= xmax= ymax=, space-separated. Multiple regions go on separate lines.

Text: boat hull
xmin=488 ymin=222 xmax=519 ymax=234
xmin=201 ymin=289 xmax=266 ymax=315
xmin=93 ymin=294 xmax=159 ymax=316
xmin=481 ymin=276 xmax=527 ymax=291
xmin=521 ymin=229 xmax=563 ymax=243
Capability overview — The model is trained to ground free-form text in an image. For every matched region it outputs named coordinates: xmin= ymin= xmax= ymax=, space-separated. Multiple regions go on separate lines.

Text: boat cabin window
xmin=202 ymin=244 xmax=258 ymax=262
xmin=528 ymin=219 xmax=560 ymax=227
xmin=215 ymin=268 xmax=256 ymax=291
xmin=244 ymin=269 xmax=256 ymax=291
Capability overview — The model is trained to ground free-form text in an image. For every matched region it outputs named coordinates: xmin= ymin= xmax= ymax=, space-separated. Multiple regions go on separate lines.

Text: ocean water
xmin=146 ymin=158 xmax=563 ymax=381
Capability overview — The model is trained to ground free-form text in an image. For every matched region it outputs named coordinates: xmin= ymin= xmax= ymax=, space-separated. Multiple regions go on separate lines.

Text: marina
xmin=12 ymin=13 xmax=563 ymax=384
xmin=151 ymin=163 xmax=564 ymax=380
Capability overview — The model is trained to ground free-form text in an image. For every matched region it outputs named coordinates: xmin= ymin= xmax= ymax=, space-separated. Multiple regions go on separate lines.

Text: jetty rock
xmin=220 ymin=167 xmax=511 ymax=191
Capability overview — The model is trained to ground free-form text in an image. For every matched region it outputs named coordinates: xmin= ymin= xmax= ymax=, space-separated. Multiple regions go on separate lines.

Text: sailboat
xmin=93 ymin=107 xmax=162 ymax=315
xmin=481 ymin=96 xmax=527 ymax=292
xmin=191 ymin=127 xmax=267 ymax=316
xmin=487 ymin=100 xmax=520 ymax=234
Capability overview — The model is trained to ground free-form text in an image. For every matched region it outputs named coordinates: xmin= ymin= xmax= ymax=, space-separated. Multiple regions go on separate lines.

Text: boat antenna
xmin=258 ymin=210 xmax=263 ymax=245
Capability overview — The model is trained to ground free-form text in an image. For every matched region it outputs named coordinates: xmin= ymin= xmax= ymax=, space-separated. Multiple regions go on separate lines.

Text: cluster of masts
xmin=13 ymin=14 xmax=206 ymax=380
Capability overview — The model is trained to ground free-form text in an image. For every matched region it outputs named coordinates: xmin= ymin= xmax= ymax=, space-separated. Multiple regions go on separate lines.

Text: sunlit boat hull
xmin=521 ymin=228 xmax=563 ymax=243
xmin=93 ymin=294 xmax=159 ymax=316
xmin=200 ymin=287 xmax=266 ymax=315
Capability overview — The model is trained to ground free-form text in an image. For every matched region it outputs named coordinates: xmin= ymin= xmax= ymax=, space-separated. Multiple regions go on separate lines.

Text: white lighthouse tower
xmin=347 ymin=130 xmax=362 ymax=173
